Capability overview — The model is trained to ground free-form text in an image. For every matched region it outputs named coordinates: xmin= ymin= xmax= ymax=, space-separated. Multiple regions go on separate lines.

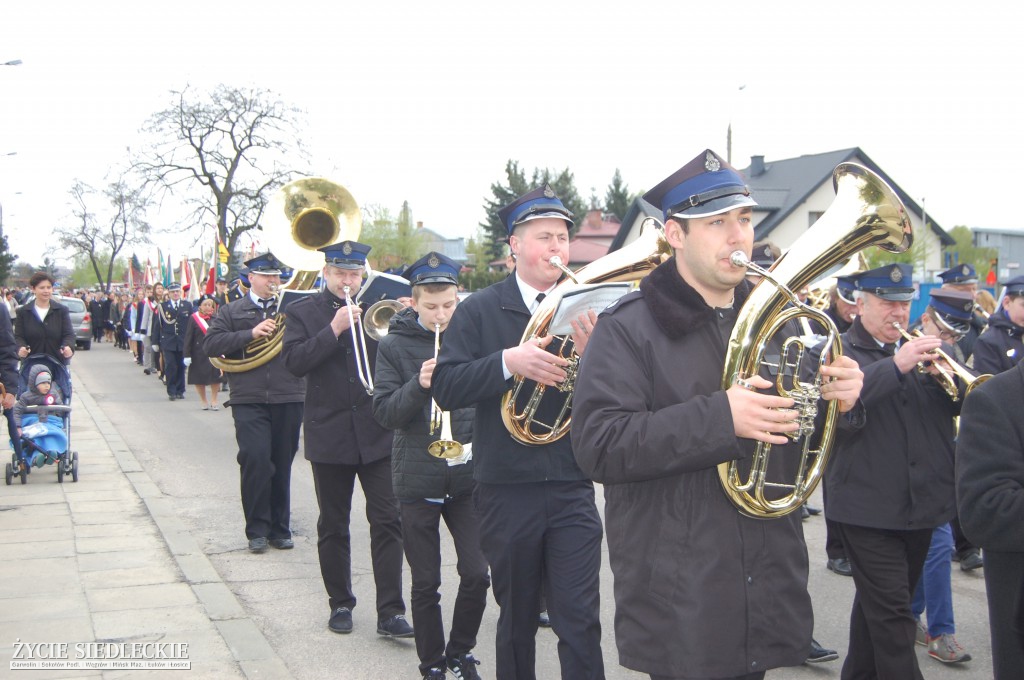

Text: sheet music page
xmin=548 ymin=283 xmax=633 ymax=336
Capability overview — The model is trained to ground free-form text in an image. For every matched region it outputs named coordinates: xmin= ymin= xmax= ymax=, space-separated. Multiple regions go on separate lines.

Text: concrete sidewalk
xmin=0 ymin=365 xmax=291 ymax=679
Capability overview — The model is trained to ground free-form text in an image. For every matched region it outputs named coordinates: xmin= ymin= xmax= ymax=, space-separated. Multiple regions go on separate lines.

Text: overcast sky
xmin=1 ymin=1 xmax=1022 ymax=270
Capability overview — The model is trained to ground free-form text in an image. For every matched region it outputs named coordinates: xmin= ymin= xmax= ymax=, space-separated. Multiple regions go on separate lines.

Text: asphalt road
xmin=72 ymin=341 xmax=994 ymax=679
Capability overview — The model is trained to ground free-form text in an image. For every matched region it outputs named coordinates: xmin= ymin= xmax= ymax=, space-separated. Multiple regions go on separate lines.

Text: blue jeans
xmin=911 ymin=523 xmax=955 ymax=637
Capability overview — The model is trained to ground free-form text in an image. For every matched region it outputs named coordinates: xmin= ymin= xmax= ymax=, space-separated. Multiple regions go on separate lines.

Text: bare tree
xmin=57 ymin=180 xmax=152 ymax=292
xmin=133 ymin=84 xmax=307 ymax=256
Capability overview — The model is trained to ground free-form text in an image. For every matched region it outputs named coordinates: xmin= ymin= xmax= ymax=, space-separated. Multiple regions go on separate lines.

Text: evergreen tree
xmin=480 ymin=161 xmax=585 ymax=259
xmin=604 ymin=169 xmax=633 ymax=222
xmin=0 ymin=233 xmax=15 ymax=285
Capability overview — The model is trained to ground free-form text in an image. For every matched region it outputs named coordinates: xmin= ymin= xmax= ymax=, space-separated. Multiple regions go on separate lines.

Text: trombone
xmin=891 ymin=322 xmax=991 ymax=400
xmin=428 ymin=323 xmax=463 ymax=459
xmin=344 ymin=285 xmax=375 ymax=395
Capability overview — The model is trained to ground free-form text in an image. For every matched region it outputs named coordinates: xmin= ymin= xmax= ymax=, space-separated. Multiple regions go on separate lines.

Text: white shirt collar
xmin=514 ymin=273 xmax=557 ymax=312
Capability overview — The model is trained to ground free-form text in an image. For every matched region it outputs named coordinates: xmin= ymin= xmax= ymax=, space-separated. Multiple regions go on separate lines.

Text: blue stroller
xmin=4 ymin=355 xmax=78 ymax=485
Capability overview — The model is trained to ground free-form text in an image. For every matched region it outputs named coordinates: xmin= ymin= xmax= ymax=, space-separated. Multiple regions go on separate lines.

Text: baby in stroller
xmin=12 ymin=365 xmax=65 ymax=468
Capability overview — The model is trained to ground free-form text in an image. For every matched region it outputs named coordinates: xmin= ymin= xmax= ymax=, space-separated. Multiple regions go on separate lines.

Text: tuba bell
xmin=210 ymin=178 xmax=360 ymax=373
xmin=720 ymin=163 xmax=913 ymax=518
xmin=501 ymin=218 xmax=672 ymax=445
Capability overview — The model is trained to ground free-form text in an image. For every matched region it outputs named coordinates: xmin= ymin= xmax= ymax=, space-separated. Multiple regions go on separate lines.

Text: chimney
xmin=750 ymin=155 xmax=765 ymax=177
xmin=416 ymin=221 xmax=423 ymax=229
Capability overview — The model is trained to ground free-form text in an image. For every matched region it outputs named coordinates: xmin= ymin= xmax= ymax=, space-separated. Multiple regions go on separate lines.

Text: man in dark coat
xmin=282 ymin=240 xmax=412 ymax=639
xmin=151 ymin=282 xmax=192 ymax=401
xmin=571 ymin=150 xmax=864 ymax=680
xmin=0 ymin=304 xmax=22 ymax=470
xmin=373 ymin=252 xmax=489 ymax=680
xmin=203 ymin=252 xmax=305 ymax=553
xmin=434 ymin=186 xmax=607 ymax=680
xmin=972 ymin=274 xmax=1024 ymax=376
xmin=956 ymin=361 xmax=1024 ymax=679
xmin=826 ymin=263 xmax=961 ymax=679
xmin=938 ymin=263 xmax=985 ymax=360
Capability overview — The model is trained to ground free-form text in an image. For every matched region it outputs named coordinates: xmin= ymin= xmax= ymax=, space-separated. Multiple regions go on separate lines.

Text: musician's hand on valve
xmin=727 ymin=375 xmax=799 ymax=445
xmin=569 ymin=309 xmax=600 ymax=356
xmin=503 ymin=335 xmax=569 ymax=387
xmin=419 ymin=357 xmax=436 ymax=390
xmin=330 ymin=305 xmax=360 ymax=337
xmin=893 ymin=335 xmax=942 ymax=374
xmin=251 ymin=318 xmax=277 ymax=340
xmin=819 ymin=355 xmax=863 ymax=413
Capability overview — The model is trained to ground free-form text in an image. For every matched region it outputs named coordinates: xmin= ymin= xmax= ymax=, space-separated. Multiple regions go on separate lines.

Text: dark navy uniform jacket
xmin=972 ymin=309 xmax=1024 ymax=376
xmin=152 ymin=299 xmax=193 ymax=352
xmin=826 ymin=317 xmax=960 ymax=530
xmin=433 ymin=274 xmax=587 ymax=485
xmin=282 ymin=288 xmax=393 ymax=466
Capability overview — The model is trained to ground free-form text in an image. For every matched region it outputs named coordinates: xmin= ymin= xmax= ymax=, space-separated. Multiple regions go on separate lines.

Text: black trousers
xmin=163 ymin=347 xmax=185 ymax=396
xmin=984 ymin=551 xmax=1024 ymax=679
xmin=311 ymin=458 xmax=405 ymax=618
xmin=475 ymin=480 xmax=604 ymax=680
xmin=950 ymin=515 xmax=977 ymax=557
xmin=5 ymin=408 xmax=23 ymax=463
xmin=401 ymin=496 xmax=490 ymax=673
xmin=822 ymin=481 xmax=846 ymax=560
xmin=231 ymin=402 xmax=302 ymax=540
xmin=651 ymin=673 xmax=764 ymax=680
xmin=836 ymin=522 xmax=932 ymax=680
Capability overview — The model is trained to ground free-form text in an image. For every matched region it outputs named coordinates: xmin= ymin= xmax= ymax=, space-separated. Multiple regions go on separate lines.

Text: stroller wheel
xmin=21 ymin=464 xmax=27 ymax=484
xmin=56 ymin=459 xmax=64 ymax=484
xmin=4 ymin=462 xmax=11 ymax=486
xmin=71 ymin=452 xmax=79 ymax=483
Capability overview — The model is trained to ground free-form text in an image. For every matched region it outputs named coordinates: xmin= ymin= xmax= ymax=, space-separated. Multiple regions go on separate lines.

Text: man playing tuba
xmin=571 ymin=150 xmax=864 ymax=680
xmin=203 ymin=252 xmax=306 ymax=554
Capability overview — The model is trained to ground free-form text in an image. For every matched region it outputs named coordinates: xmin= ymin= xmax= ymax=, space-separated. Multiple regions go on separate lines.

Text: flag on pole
xmin=205 ymin=233 xmax=219 ymax=295
xmin=164 ymin=253 xmax=173 ymax=287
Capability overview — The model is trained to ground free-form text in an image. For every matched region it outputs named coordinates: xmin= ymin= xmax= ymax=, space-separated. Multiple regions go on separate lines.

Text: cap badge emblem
xmin=427 ymin=254 xmax=440 ymax=269
xmin=963 ymin=302 xmax=972 ymax=312
xmin=961 ymin=265 xmax=969 ymax=276
xmin=890 ymin=267 xmax=903 ymax=283
xmin=342 ymin=243 xmax=353 ymax=255
xmin=705 ymin=151 xmax=721 ymax=172
xmin=543 ymin=186 xmax=555 ymax=198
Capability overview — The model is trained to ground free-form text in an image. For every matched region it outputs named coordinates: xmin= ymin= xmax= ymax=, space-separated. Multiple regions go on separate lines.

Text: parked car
xmin=58 ymin=295 xmax=92 ymax=351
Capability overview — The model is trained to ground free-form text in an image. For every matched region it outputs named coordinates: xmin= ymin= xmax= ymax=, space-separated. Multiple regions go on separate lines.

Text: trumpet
xmin=973 ymin=303 xmax=990 ymax=321
xmin=891 ymin=322 xmax=991 ymax=400
xmin=344 ymin=285 xmax=375 ymax=395
xmin=428 ymin=323 xmax=463 ymax=459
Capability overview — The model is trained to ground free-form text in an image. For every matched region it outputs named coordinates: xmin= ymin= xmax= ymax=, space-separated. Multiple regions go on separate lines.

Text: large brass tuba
xmin=210 ymin=178 xmax=360 ymax=373
xmin=720 ymin=163 xmax=913 ymax=518
xmin=501 ymin=219 xmax=673 ymax=444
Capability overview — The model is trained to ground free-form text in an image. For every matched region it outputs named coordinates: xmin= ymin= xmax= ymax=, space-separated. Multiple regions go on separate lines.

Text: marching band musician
xmin=203 ymin=252 xmax=305 ymax=553
xmin=955 ymin=354 xmax=1024 ymax=679
xmin=937 ymin=263 xmax=985 ymax=360
xmin=151 ymin=282 xmax=192 ymax=401
xmin=433 ymin=186 xmax=606 ymax=680
xmin=571 ymin=150 xmax=864 ymax=680
xmin=281 ymin=241 xmax=413 ymax=640
xmin=373 ymin=252 xmax=489 ymax=680
xmin=971 ymin=274 xmax=1024 ymax=376
xmin=826 ymin=264 xmax=962 ymax=678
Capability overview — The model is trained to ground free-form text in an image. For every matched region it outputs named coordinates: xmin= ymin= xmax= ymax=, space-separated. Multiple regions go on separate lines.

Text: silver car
xmin=56 ymin=295 xmax=92 ymax=351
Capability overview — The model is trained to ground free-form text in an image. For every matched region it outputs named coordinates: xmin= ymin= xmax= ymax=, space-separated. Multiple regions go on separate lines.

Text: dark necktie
xmin=533 ymin=293 xmax=546 ymax=312
xmin=883 ymin=342 xmax=897 ymax=356
xmin=260 ymin=298 xmax=273 ymax=319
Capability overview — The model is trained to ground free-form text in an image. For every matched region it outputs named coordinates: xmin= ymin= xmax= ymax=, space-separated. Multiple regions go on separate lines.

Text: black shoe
xmin=801 ymin=505 xmax=810 ymax=520
xmin=328 ymin=607 xmax=353 ymax=634
xmin=144 ymin=368 xmax=152 ymax=375
xmin=537 ymin=610 xmax=551 ymax=627
xmin=826 ymin=557 xmax=853 ymax=577
xmin=959 ymin=549 xmax=983 ymax=571
xmin=248 ymin=537 xmax=268 ymax=553
xmin=168 ymin=395 xmax=177 ymax=401
xmin=377 ymin=614 xmax=414 ymax=638
xmin=805 ymin=504 xmax=822 ymax=516
xmin=446 ymin=653 xmax=481 ymax=680
xmin=269 ymin=538 xmax=294 ymax=550
xmin=177 ymin=394 xmax=185 ymax=400
xmin=422 ymin=667 xmax=446 ymax=679
xmin=806 ymin=638 xmax=839 ymax=663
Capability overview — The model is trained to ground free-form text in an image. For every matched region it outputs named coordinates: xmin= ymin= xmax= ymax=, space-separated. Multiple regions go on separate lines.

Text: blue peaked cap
xmin=853 ymin=263 xmax=915 ymax=301
xmin=938 ymin=263 xmax=978 ymax=284
xmin=498 ymin=185 xmax=574 ymax=236
xmin=404 ymin=252 xmax=460 ymax=286
xmin=644 ymin=149 xmax=757 ymax=221
xmin=319 ymin=241 xmax=371 ymax=270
